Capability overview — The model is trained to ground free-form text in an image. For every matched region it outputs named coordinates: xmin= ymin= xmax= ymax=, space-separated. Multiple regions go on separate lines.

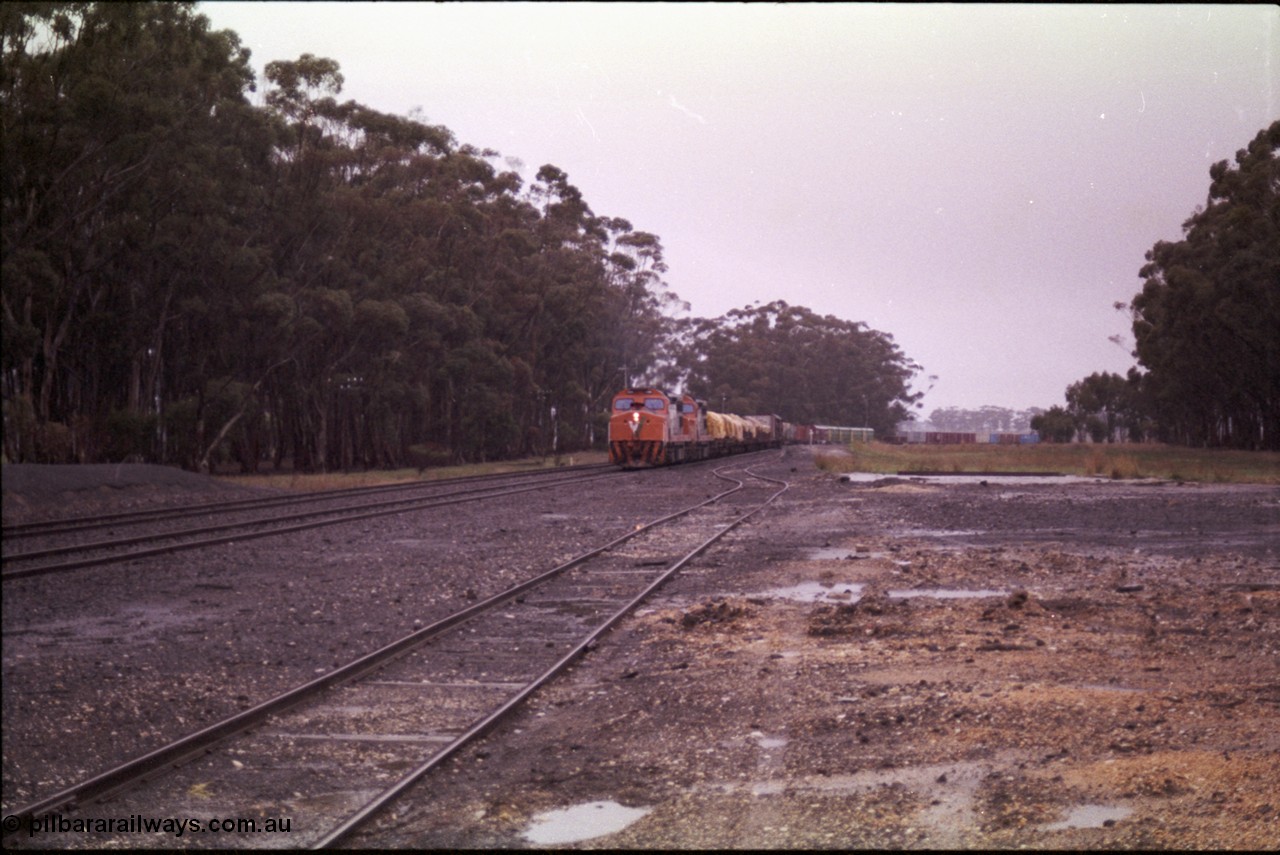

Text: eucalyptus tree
xmin=603 ymin=223 xmax=686 ymax=392
xmin=675 ymin=301 xmax=922 ymax=433
xmin=1128 ymin=120 xmax=1279 ymax=449
xmin=501 ymin=167 xmax=683 ymax=456
xmin=1 ymin=2 xmax=266 ymax=462
xmin=1030 ymin=406 xmax=1076 ymax=444
xmin=2 ymin=7 xmax=691 ymax=468
xmin=1065 ymin=372 xmax=1131 ymax=443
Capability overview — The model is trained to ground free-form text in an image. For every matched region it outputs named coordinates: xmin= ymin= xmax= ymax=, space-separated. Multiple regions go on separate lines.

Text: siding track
xmin=1 ymin=465 xmax=617 ymax=581
xmin=4 ymin=460 xmax=788 ymax=849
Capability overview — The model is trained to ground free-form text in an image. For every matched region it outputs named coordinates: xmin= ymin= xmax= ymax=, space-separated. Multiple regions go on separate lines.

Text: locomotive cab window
xmin=614 ymin=398 xmax=635 ymax=410
xmin=644 ymin=398 xmax=666 ymax=411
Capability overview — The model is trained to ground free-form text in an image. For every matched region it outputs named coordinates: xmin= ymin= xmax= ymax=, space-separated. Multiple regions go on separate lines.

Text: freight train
xmin=608 ymin=387 xmax=789 ymax=468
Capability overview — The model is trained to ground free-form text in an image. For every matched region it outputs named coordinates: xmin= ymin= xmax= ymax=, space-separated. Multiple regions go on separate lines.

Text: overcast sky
xmin=199 ymin=2 xmax=1277 ymax=414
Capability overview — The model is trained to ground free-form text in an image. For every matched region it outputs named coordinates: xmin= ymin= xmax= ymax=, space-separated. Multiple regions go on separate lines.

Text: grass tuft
xmin=215 ymin=451 xmax=610 ymax=493
xmin=811 ymin=442 xmax=1278 ymax=484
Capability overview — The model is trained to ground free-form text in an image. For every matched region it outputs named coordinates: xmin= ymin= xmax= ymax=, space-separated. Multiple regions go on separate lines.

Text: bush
xmin=407 ymin=443 xmax=453 ymax=471
xmin=106 ymin=409 xmax=157 ymax=461
xmin=35 ymin=421 xmax=73 ymax=462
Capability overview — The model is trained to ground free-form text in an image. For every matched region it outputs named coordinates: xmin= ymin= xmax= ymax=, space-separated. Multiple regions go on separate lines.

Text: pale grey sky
xmin=199 ymin=2 xmax=1278 ymax=413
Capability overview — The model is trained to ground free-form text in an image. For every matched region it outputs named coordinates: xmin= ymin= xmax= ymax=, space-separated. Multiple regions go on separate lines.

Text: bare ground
xmin=3 ymin=450 xmax=1278 ymax=849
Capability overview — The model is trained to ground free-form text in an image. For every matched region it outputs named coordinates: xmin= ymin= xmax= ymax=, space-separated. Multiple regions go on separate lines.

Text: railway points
xmin=3 ymin=457 xmax=789 ymax=848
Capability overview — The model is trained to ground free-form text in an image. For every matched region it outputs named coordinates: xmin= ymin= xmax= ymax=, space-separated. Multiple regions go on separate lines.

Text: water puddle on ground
xmin=894 ymin=528 xmax=984 ymax=538
xmin=804 ymin=547 xmax=865 ymax=560
xmin=704 ymin=758 xmax=995 ymax=848
xmin=755 ymin=583 xmax=1009 ymax=604
xmin=523 ymin=801 xmax=652 ymax=845
xmin=750 ymin=731 xmax=790 ymax=750
xmin=760 ymin=582 xmax=866 ymax=603
xmin=888 ymin=588 xmax=1009 ymax=600
xmin=1040 ymin=804 xmax=1133 ymax=831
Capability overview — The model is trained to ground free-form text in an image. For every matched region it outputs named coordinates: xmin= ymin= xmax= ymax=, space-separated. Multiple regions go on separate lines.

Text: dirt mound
xmin=2 ymin=463 xmax=223 ymax=497
xmin=1 ymin=464 xmax=264 ymax=525
xmin=679 ymin=598 xmax=753 ymax=629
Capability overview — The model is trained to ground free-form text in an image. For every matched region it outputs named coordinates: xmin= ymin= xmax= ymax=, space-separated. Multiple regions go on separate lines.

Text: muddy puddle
xmin=758 ymin=581 xmax=864 ymax=602
xmin=839 ymin=473 xmax=1104 ymax=486
xmin=703 ymin=757 xmax=999 ymax=847
xmin=1040 ymin=804 xmax=1133 ymax=830
xmin=753 ymin=581 xmax=1011 ymax=604
xmin=894 ymin=528 xmax=984 ymax=538
xmin=804 ymin=546 xmax=890 ymax=561
xmin=523 ymin=800 xmax=652 ymax=845
xmin=889 ymin=587 xmax=1009 ymax=599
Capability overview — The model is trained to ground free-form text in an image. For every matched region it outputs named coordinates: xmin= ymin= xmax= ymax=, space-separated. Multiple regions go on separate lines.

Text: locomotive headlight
xmin=629 ymin=411 xmax=642 ymax=437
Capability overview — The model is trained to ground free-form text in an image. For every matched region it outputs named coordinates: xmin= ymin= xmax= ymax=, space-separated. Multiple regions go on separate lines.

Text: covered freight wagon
xmin=813 ymin=425 xmax=874 ymax=444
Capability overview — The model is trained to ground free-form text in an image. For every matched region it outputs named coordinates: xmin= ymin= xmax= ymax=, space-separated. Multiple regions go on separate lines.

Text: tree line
xmin=1 ymin=3 xmax=924 ymax=470
xmin=922 ymin=406 xmax=1043 ymax=435
xmin=1037 ymin=121 xmax=1278 ymax=450
xmin=8 ymin=4 xmax=1265 ymax=468
xmin=661 ymin=301 xmax=922 ymax=437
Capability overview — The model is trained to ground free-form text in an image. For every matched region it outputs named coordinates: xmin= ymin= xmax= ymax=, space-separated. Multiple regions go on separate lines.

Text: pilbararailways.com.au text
xmin=8 ymin=812 xmax=292 ymax=838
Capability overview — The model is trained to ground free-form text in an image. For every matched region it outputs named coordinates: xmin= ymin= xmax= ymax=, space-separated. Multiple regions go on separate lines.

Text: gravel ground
xmin=3 ymin=451 xmax=1278 ymax=849
xmin=1 ymin=464 xmax=255 ymax=521
xmin=1 ymin=462 xmax=721 ymax=812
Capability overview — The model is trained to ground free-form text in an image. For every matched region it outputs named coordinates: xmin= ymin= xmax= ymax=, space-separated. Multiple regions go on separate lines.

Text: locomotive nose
xmin=628 ymin=411 xmax=642 ymax=437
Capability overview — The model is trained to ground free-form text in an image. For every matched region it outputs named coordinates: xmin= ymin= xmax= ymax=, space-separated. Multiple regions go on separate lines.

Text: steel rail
xmin=1 ymin=463 xmax=616 ymax=540
xmin=1 ymin=470 xmax=619 ymax=581
xmin=1 ymin=466 xmax=759 ymax=834
xmin=3 ymin=468 xmax=611 ymax=563
xmin=313 ymin=463 xmax=791 ymax=848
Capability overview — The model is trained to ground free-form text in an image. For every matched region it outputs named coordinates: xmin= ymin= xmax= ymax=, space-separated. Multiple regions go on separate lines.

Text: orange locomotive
xmin=608 ymin=387 xmax=787 ymax=469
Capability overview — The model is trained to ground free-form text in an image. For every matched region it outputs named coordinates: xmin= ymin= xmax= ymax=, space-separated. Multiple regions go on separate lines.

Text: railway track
xmin=1 ymin=464 xmax=617 ymax=540
xmin=3 ymin=460 xmax=788 ymax=849
xmin=1 ymin=464 xmax=618 ymax=581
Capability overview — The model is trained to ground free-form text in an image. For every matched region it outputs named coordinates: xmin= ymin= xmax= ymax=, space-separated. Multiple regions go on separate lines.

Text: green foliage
xmin=2 ymin=0 xmax=276 ymax=464
xmin=161 ymin=396 xmax=201 ymax=469
xmin=1030 ymin=406 xmax=1076 ymax=443
xmin=407 ymin=442 xmax=453 ymax=470
xmin=1127 ymin=120 xmax=1280 ymax=449
xmin=1065 ymin=371 xmax=1138 ymax=443
xmin=2 ymin=394 xmax=37 ymax=462
xmin=3 ymin=4 xmax=921 ymax=471
xmin=105 ymin=408 xmax=156 ymax=461
xmin=669 ymin=301 xmax=922 ymax=433
xmin=34 ymin=421 xmax=73 ymax=463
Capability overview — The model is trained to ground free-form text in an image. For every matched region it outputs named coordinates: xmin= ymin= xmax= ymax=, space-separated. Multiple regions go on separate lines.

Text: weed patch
xmin=811 ymin=442 xmax=1278 ymax=484
xmin=215 ymin=452 xmax=610 ymax=492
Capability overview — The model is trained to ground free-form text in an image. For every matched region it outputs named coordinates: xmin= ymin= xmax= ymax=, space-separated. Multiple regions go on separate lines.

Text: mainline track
xmin=1 ymin=466 xmax=619 ymax=581
xmin=3 ymin=461 xmax=788 ymax=849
